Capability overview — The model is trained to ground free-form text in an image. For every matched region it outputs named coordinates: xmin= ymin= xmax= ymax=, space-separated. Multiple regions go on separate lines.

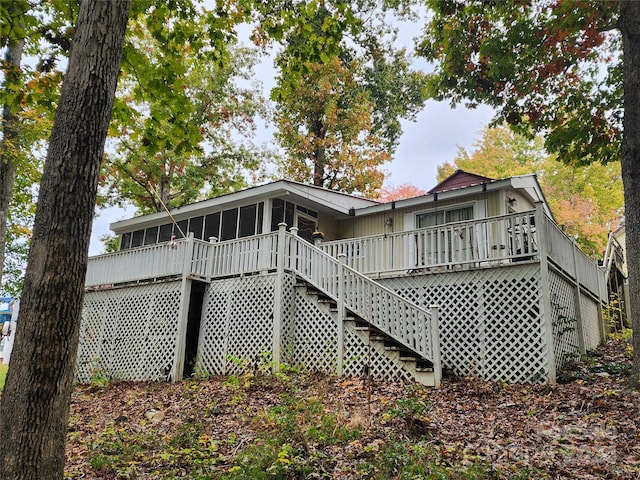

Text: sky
xmin=88 ymin=101 xmax=494 ymax=256
xmin=88 ymin=10 xmax=496 ymax=256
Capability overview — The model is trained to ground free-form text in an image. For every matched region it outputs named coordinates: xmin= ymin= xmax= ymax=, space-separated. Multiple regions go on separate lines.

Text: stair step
xmin=384 ymin=344 xmax=403 ymax=351
xmin=416 ymin=360 xmax=434 ymax=372
xmin=413 ymin=370 xmax=437 ymax=387
xmin=399 ymin=351 xmax=417 ymax=361
xmin=416 ymin=366 xmax=434 ymax=372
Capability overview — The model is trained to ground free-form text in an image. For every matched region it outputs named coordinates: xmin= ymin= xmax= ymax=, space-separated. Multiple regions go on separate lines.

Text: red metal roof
xmin=428 ymin=170 xmax=495 ymax=194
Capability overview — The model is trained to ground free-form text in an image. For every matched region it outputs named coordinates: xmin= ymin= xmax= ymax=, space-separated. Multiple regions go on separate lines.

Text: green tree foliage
xmin=438 ymin=125 xmax=623 ymax=257
xmin=253 ymin=0 xmax=428 ymax=196
xmin=101 ymin=4 xmax=267 ymax=214
xmin=273 ymin=57 xmax=388 ymax=196
xmin=419 ymin=0 xmax=621 ymax=166
xmin=0 ymin=0 xmax=71 ymax=294
xmin=418 ymin=0 xmax=640 ymax=386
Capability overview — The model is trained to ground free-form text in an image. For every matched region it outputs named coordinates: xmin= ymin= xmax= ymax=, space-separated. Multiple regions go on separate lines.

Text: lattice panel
xmin=548 ymin=270 xmax=580 ymax=368
xmin=280 ymin=274 xmax=297 ymax=365
xmin=580 ymin=293 xmax=602 ymax=351
xmin=482 ymin=272 xmax=547 ymax=383
xmin=392 ymin=279 xmax=483 ymax=378
xmin=197 ymin=275 xmax=278 ymax=376
xmin=380 ymin=264 xmax=551 ymax=384
xmin=343 ymin=326 xmax=414 ymax=383
xmin=292 ymin=288 xmax=337 ymax=372
xmin=77 ymin=281 xmax=182 ymax=382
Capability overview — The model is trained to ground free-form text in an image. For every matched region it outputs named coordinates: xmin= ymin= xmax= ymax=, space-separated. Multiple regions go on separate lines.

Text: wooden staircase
xmin=296 ymin=280 xmax=438 ymax=386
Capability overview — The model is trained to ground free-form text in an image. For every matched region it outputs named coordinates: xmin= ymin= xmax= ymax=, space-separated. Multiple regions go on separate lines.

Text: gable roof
xmin=110 ymin=180 xmax=379 ymax=234
xmin=427 ymin=170 xmax=494 ymax=194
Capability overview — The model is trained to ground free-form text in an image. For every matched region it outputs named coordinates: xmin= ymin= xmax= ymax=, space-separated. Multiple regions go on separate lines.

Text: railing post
xmin=206 ymin=236 xmax=218 ymax=279
xmin=337 ymin=253 xmax=347 ymax=375
xmin=535 ymin=202 xmax=557 ymax=383
xmin=272 ymin=223 xmax=287 ymax=373
xmin=430 ymin=305 xmax=441 ymax=388
xmin=572 ymin=243 xmax=586 ymax=354
xmin=172 ymin=232 xmax=195 ymax=382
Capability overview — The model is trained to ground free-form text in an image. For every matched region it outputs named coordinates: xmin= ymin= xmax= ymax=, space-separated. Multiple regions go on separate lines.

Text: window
xmin=120 ymin=232 xmax=132 ymax=250
xmin=239 ymin=204 xmax=257 ymax=238
xmin=221 ymin=208 xmax=238 ymax=241
xmin=176 ymin=220 xmax=188 ymax=239
xmin=297 ymin=214 xmax=316 ymax=243
xmin=131 ymin=229 xmax=144 ymax=248
xmin=144 ymin=226 xmax=158 ymax=245
xmin=417 ymin=205 xmax=473 ymax=228
xmin=188 ymin=216 xmax=204 ymax=240
xmin=256 ymin=202 xmax=264 ymax=234
xmin=158 ymin=223 xmax=173 ymax=242
xmin=204 ymin=212 xmax=220 ymax=241
xmin=271 ymin=198 xmax=284 ymax=231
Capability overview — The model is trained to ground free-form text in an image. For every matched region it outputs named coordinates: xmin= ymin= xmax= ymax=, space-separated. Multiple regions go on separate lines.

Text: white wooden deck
xmin=86 ymin=206 xmax=604 ymax=302
xmin=79 ymin=205 xmax=606 ymax=385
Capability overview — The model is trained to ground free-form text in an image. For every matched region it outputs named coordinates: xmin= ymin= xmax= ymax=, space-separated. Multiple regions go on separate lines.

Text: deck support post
xmin=337 ymin=253 xmax=347 ymax=375
xmin=173 ymin=232 xmax=195 ymax=382
xmin=430 ymin=305 xmax=442 ymax=387
xmin=596 ymin=266 xmax=608 ymax=341
xmin=206 ymin=236 xmax=218 ymax=280
xmin=535 ymin=203 xmax=557 ymax=383
xmin=571 ymin=243 xmax=587 ymax=354
xmin=272 ymin=223 xmax=287 ymax=373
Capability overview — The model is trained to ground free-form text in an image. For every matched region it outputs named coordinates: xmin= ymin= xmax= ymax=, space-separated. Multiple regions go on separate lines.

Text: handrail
xmin=542 ymin=213 xmax=603 ymax=299
xmin=320 ymin=210 xmax=538 ymax=275
xmin=85 ymin=238 xmax=193 ymax=287
xmin=285 ymin=233 xmax=439 ymax=372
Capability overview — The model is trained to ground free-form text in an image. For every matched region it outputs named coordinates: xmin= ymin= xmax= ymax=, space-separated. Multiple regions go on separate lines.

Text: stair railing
xmin=284 ymin=231 xmax=441 ymax=382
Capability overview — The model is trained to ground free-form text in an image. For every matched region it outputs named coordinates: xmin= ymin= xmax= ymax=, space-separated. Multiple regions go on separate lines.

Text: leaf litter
xmin=65 ymin=335 xmax=639 ymax=479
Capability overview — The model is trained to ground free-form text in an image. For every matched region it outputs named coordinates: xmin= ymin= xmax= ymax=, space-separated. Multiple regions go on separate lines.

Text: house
xmin=602 ymin=225 xmax=629 ymax=329
xmin=78 ymin=171 xmax=606 ymax=386
xmin=0 ymin=297 xmax=17 ymax=364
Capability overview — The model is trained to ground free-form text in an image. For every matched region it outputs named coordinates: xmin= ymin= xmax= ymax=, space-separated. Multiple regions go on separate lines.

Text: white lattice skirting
xmin=77 ymin=281 xmax=182 ymax=382
xmin=379 ymin=264 xmax=550 ymax=383
xmin=77 ymin=265 xmax=602 ymax=385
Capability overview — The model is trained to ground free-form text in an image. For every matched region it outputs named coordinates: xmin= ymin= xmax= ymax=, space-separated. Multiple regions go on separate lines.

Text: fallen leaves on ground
xmin=65 ymin=335 xmax=639 ymax=479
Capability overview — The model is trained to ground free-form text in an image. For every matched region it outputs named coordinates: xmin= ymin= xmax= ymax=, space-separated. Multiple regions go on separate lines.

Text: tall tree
xmin=620 ymin=0 xmax=640 ymax=386
xmin=102 ymin=3 xmax=261 ymax=214
xmin=438 ymin=125 xmax=623 ymax=257
xmin=104 ymin=36 xmax=266 ymax=213
xmin=418 ymin=0 xmax=640 ymax=385
xmin=0 ymin=1 xmax=130 ymax=477
xmin=273 ymin=56 xmax=388 ymax=196
xmin=254 ymin=0 xmax=428 ymax=195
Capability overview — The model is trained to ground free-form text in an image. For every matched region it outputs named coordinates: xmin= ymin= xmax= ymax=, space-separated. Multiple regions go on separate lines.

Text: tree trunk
xmin=0 ymin=1 xmax=130 ymax=478
xmin=620 ymin=1 xmax=640 ymax=388
xmin=0 ymin=8 xmax=25 ymax=292
xmin=312 ymin=119 xmax=326 ymax=187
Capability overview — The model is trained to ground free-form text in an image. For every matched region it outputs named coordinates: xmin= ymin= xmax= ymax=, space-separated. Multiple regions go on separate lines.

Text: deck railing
xmin=86 ymin=208 xmax=604 ymax=301
xmin=542 ymin=214 xmax=604 ymax=299
xmin=85 ymin=239 xmax=194 ymax=287
xmin=320 ymin=210 xmax=539 ymax=275
xmin=284 ymin=232 xmax=439 ymax=376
